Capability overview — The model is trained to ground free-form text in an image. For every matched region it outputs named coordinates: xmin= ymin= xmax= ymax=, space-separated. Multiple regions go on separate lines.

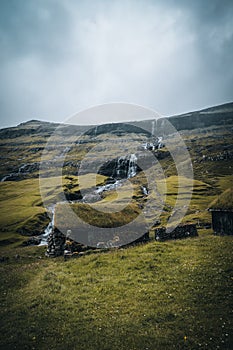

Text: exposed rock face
xmin=99 ymin=154 xmax=139 ymax=179
xmin=155 ymin=224 xmax=198 ymax=241
xmin=84 ymin=123 xmax=151 ymax=137
xmin=1 ymin=162 xmax=40 ymax=182
xmin=64 ymin=190 xmax=82 ymax=201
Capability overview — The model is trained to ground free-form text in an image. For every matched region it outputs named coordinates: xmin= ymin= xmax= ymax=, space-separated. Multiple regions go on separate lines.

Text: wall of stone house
xmin=46 ymin=228 xmax=66 ymax=257
xmin=212 ymin=211 xmax=233 ymax=235
xmin=155 ymin=224 xmax=198 ymax=241
xmin=46 ymin=228 xmax=150 ymax=257
xmin=46 ymin=223 xmax=198 ymax=257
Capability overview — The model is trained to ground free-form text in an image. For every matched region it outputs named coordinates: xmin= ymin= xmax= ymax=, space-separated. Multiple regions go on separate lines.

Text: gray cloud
xmin=0 ymin=0 xmax=233 ymax=127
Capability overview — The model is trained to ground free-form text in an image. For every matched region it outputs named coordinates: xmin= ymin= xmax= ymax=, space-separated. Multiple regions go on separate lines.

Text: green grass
xmin=0 ymin=121 xmax=233 ymax=349
xmin=209 ymin=188 xmax=233 ymax=211
xmin=0 ymin=179 xmax=48 ymax=237
xmin=0 ymin=174 xmax=107 ymax=243
xmin=0 ymin=232 xmax=232 ymax=349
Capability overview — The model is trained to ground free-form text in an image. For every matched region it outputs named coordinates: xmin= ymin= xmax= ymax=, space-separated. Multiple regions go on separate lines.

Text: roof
xmin=209 ymin=188 xmax=233 ymax=211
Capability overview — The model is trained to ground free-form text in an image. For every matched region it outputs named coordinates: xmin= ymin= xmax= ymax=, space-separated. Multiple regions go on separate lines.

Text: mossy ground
xmin=0 ymin=231 xmax=232 ymax=350
xmin=0 ymin=122 xmax=232 ymax=349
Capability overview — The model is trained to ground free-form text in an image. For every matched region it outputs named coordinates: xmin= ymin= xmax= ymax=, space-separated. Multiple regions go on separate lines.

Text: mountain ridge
xmin=1 ymin=101 xmax=233 ymax=133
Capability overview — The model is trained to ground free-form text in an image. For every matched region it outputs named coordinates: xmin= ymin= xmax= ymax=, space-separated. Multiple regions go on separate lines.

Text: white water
xmin=158 ymin=136 xmax=163 ymax=149
xmin=37 ymin=152 xmax=138 ymax=245
xmin=151 ymin=120 xmax=155 ymax=136
xmin=141 ymin=186 xmax=148 ymax=195
xmin=96 ymin=180 xmax=122 ymax=194
xmin=127 ymin=154 xmax=137 ymax=178
xmin=39 ymin=205 xmax=56 ymax=246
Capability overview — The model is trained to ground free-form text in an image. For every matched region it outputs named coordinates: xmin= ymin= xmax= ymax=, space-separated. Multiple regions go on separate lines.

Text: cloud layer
xmin=0 ymin=0 xmax=233 ymax=127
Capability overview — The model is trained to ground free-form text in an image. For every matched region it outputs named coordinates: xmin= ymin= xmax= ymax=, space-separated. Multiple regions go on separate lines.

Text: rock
xmin=99 ymin=154 xmax=140 ymax=179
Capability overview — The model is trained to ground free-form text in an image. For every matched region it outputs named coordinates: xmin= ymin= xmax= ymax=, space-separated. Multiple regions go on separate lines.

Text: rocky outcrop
xmin=99 ymin=154 xmax=139 ymax=179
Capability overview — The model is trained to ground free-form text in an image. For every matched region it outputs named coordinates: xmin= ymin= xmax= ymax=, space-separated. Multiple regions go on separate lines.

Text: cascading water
xmin=39 ymin=205 xmax=55 ymax=246
xmin=158 ymin=136 xmax=163 ymax=149
xmin=38 ymin=153 xmax=138 ymax=246
xmin=141 ymin=186 xmax=149 ymax=195
xmin=113 ymin=154 xmax=138 ymax=179
xmin=96 ymin=180 xmax=121 ymax=194
xmin=127 ymin=154 xmax=137 ymax=178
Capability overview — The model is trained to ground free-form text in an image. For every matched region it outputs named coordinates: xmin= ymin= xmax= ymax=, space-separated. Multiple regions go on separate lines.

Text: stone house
xmin=209 ymin=188 xmax=233 ymax=235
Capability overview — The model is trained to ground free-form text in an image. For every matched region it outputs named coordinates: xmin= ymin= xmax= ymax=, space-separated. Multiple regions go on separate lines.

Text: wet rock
xmin=99 ymin=154 xmax=139 ymax=179
xmin=64 ymin=190 xmax=82 ymax=201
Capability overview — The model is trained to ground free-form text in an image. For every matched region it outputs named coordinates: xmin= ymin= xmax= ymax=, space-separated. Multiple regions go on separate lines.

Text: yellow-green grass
xmin=55 ymin=202 xmax=141 ymax=231
xmin=1 ymin=172 xmax=228 ymax=246
xmin=54 ymin=174 xmax=223 ymax=241
xmin=0 ymin=175 xmax=107 ymax=244
xmin=0 ymin=232 xmax=232 ymax=350
xmin=0 ymin=179 xmax=46 ymax=235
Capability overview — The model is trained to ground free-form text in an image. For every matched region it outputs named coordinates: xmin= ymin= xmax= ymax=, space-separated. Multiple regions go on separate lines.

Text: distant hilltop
xmin=0 ymin=102 xmax=233 ymax=138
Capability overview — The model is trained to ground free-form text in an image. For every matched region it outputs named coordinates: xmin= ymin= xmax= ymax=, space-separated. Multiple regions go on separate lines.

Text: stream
xmin=39 ymin=153 xmax=139 ymax=245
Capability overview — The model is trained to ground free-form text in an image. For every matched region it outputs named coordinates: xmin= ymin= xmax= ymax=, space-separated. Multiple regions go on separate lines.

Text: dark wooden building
xmin=209 ymin=188 xmax=233 ymax=235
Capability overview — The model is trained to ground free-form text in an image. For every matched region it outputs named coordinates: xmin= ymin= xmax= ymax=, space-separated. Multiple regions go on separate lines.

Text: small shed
xmin=209 ymin=188 xmax=233 ymax=235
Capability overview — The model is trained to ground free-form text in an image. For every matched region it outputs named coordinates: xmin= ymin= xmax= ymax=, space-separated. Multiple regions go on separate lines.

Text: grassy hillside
xmin=0 ymin=103 xmax=232 ymax=349
xmin=0 ymin=232 xmax=232 ymax=350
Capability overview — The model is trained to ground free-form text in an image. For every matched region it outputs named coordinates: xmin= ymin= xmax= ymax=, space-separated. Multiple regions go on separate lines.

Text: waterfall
xmin=127 ymin=154 xmax=137 ymax=178
xmin=96 ymin=180 xmax=121 ymax=194
xmin=39 ymin=205 xmax=55 ymax=246
xmin=141 ymin=186 xmax=148 ymax=195
xmin=110 ymin=154 xmax=138 ymax=179
xmin=151 ymin=120 xmax=155 ymax=136
xmin=95 ymin=125 xmax=98 ymax=136
xmin=158 ymin=136 xmax=163 ymax=149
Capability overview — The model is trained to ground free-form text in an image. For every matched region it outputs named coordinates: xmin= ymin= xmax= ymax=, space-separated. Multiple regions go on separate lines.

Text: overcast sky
xmin=0 ymin=0 xmax=233 ymax=128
